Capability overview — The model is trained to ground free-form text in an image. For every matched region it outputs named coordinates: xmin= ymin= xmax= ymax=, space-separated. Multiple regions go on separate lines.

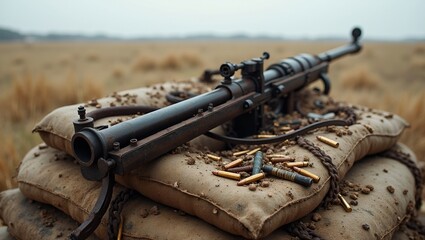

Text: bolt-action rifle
xmin=70 ymin=28 xmax=362 ymax=239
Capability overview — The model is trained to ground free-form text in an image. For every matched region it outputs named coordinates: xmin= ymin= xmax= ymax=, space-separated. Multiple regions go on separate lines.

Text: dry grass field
xmin=0 ymin=40 xmax=424 ymax=191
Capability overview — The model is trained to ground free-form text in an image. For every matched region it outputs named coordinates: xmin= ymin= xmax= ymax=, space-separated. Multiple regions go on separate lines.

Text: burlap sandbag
xmin=117 ymin=102 xmax=408 ymax=237
xmin=0 ymin=189 xmax=98 ymax=240
xmin=32 ymin=82 xmax=409 ymax=238
xmin=16 ymin=145 xmax=245 ymax=240
xmin=287 ymin=142 xmax=422 ymax=239
xmin=17 ymin=143 xmax=421 ymax=239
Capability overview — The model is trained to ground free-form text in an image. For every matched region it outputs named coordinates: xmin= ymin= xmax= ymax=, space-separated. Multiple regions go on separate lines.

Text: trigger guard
xmin=319 ymin=72 xmax=331 ymax=95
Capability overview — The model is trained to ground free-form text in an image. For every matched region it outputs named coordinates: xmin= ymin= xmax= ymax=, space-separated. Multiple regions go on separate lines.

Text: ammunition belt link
xmin=296 ymin=136 xmax=340 ymax=209
xmin=107 ymin=189 xmax=135 ymax=240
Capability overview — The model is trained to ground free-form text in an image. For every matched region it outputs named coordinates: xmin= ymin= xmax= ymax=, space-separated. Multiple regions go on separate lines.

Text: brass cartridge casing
xmin=252 ymin=151 xmax=263 ymax=175
xmin=246 ymin=147 xmax=261 ymax=156
xmin=293 ymin=167 xmax=320 ymax=183
xmin=270 ymin=157 xmax=295 ymax=163
xmin=227 ymin=165 xmax=253 ymax=173
xmin=266 ymin=154 xmax=289 ymax=158
xmin=285 ymin=129 xmax=295 ymax=134
xmin=237 ymin=173 xmax=266 ymax=186
xmin=257 ymin=134 xmax=277 ymax=138
xmin=338 ymin=193 xmax=352 ymax=212
xmin=316 ymin=135 xmax=339 ymax=148
xmin=117 ymin=215 xmax=124 ymax=240
xmin=284 ymin=161 xmax=310 ymax=168
xmin=262 ymin=165 xmax=313 ymax=187
xmin=212 ymin=170 xmax=241 ymax=180
xmin=224 ymin=158 xmax=244 ymax=169
xmin=207 ymin=154 xmax=222 ymax=161
xmin=280 ymin=126 xmax=292 ymax=131
xmin=232 ymin=149 xmax=250 ymax=157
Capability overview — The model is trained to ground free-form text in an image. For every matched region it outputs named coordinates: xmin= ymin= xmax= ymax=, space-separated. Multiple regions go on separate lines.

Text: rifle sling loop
xmin=86 ymin=105 xmax=158 ymax=120
xmin=204 ymin=106 xmax=356 ymax=145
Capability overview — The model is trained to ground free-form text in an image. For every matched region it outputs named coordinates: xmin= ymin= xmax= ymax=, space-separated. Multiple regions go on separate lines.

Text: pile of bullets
xmin=211 ymin=147 xmax=321 ymax=188
xmin=209 ymin=134 xmax=354 ymax=212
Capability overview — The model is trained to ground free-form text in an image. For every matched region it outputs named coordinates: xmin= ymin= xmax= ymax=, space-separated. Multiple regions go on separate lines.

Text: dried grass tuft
xmin=340 ymin=65 xmax=383 ymax=90
xmin=413 ymin=45 xmax=425 ymax=55
xmin=86 ymin=53 xmax=100 ymax=62
xmin=409 ymin=56 xmax=425 ymax=70
xmin=132 ymin=56 xmax=158 ymax=72
xmin=160 ymin=54 xmax=182 ymax=70
xmin=111 ymin=65 xmax=126 ymax=79
xmin=0 ymin=132 xmax=18 ymax=190
xmin=181 ymin=53 xmax=203 ymax=67
xmin=393 ymin=92 xmax=425 ymax=159
xmin=0 ymin=72 xmax=104 ymax=122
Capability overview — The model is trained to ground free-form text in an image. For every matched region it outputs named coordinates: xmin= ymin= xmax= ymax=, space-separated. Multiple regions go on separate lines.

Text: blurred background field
xmin=0 ymin=40 xmax=424 ymax=190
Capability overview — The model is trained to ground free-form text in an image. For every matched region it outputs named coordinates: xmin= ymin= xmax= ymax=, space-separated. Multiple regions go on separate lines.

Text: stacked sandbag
xmin=0 ymin=80 xmax=423 ymax=239
xmin=3 ymin=142 xmax=421 ymax=240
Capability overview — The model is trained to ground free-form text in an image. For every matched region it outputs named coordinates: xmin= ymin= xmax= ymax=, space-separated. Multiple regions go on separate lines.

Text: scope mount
xmin=219 ymin=52 xmax=270 ymax=90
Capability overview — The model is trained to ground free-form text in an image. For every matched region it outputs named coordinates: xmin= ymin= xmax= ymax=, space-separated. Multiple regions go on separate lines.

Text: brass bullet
xmin=224 ymin=158 xmax=243 ymax=169
xmin=227 ymin=165 xmax=253 ymax=173
xmin=246 ymin=147 xmax=261 ymax=156
xmin=117 ymin=215 xmax=124 ymax=240
xmin=252 ymin=151 xmax=263 ymax=175
xmin=280 ymin=126 xmax=292 ymax=131
xmin=317 ymin=135 xmax=339 ymax=148
xmin=233 ymin=149 xmax=250 ymax=156
xmin=257 ymin=134 xmax=277 ymax=138
xmin=266 ymin=154 xmax=288 ymax=158
xmin=237 ymin=173 xmax=266 ymax=186
xmin=270 ymin=156 xmax=295 ymax=163
xmin=293 ymin=167 xmax=320 ymax=183
xmin=284 ymin=161 xmax=310 ymax=168
xmin=285 ymin=129 xmax=295 ymax=134
xmin=212 ymin=170 xmax=241 ymax=180
xmin=262 ymin=165 xmax=312 ymax=187
xmin=338 ymin=193 xmax=352 ymax=212
xmin=207 ymin=154 xmax=222 ymax=161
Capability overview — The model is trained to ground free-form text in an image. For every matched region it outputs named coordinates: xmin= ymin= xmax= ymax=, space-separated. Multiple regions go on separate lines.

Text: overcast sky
xmin=0 ymin=0 xmax=424 ymax=40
